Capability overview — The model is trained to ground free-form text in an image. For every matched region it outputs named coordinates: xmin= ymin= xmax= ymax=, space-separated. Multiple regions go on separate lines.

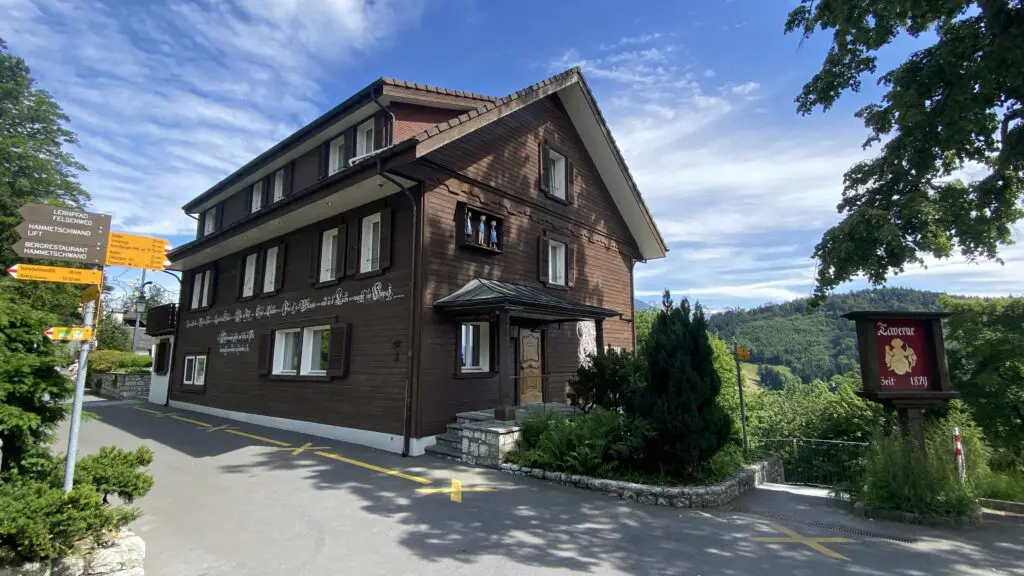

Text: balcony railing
xmin=145 ymin=303 xmax=177 ymax=336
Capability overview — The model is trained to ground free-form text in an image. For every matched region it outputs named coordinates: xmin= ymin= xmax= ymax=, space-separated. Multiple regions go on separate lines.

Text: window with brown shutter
xmin=378 ymin=207 xmax=392 ymax=270
xmin=327 ymin=323 xmax=351 ymax=378
xmin=282 ymin=163 xmax=293 ymax=197
xmin=567 ymin=244 xmax=576 ymax=288
xmin=257 ymin=333 xmax=272 ymax=375
xmin=539 ymin=138 xmax=550 ymax=193
xmin=345 ymin=219 xmax=359 ymax=276
xmin=273 ymin=243 xmax=286 ymax=291
xmin=538 ymin=236 xmax=550 ymax=283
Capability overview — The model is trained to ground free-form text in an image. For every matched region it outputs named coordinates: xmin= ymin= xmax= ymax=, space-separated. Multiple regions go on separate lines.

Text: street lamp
xmin=130 ymin=280 xmax=153 ymax=354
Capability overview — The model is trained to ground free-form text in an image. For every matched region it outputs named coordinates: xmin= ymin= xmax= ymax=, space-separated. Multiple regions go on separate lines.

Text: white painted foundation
xmin=168 ymin=400 xmax=436 ymax=456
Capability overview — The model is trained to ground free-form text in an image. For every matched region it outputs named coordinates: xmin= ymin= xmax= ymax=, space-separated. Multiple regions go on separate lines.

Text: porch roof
xmin=433 ymin=278 xmax=620 ymax=321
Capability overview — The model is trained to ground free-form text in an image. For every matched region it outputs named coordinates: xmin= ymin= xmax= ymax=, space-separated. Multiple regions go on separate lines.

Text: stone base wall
xmin=500 ymin=457 xmax=785 ymax=508
xmin=0 ymin=530 xmax=144 ymax=576
xmin=94 ymin=373 xmax=150 ymax=400
xmin=460 ymin=422 xmax=521 ymax=468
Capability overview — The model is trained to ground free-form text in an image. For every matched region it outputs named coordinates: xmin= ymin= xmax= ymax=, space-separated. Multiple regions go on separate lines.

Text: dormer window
xmin=328 ymin=136 xmax=345 ymax=175
xmin=202 ymin=206 xmax=217 ymax=236
xmin=539 ymin=139 xmax=574 ymax=204
xmin=250 ymin=181 xmax=263 ymax=213
xmin=548 ymin=150 xmax=567 ymax=200
xmin=356 ymin=120 xmax=374 ymax=158
xmin=273 ymin=169 xmax=285 ymax=202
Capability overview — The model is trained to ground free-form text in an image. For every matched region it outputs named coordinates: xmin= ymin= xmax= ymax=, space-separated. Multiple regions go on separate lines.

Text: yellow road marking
xmin=277 ymin=442 xmax=328 ymax=456
xmin=203 ymin=424 xmax=234 ymax=433
xmin=168 ymin=414 xmax=212 ymax=428
xmin=315 ymin=451 xmax=432 ymax=485
xmin=752 ymin=523 xmax=854 ymax=561
xmin=223 ymin=429 xmax=292 ymax=447
xmin=417 ymin=478 xmax=495 ymax=503
xmin=133 ymin=406 xmax=163 ymax=415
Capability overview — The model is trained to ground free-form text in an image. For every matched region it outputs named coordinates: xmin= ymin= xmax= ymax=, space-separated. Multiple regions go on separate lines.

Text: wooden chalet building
xmin=153 ymin=67 xmax=666 ymax=455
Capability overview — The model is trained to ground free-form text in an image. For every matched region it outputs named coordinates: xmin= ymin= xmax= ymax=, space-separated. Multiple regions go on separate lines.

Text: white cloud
xmin=599 ymin=32 xmax=664 ymax=51
xmin=728 ymin=81 xmax=760 ymax=95
xmin=0 ymin=0 xmax=424 ymax=236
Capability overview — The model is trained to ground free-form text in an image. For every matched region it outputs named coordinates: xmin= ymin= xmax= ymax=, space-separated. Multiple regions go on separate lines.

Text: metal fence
xmin=751 ymin=437 xmax=869 ymax=489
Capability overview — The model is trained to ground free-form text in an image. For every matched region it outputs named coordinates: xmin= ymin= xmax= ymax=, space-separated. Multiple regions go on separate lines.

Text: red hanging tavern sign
xmin=842 ymin=311 xmax=959 ymax=409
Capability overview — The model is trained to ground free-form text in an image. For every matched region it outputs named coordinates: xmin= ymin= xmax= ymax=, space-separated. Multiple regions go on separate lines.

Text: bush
xmin=626 ymin=291 xmax=731 ymax=480
xmin=980 ymin=470 xmax=1024 ymax=502
xmin=517 ymin=409 xmax=561 ymax=451
xmin=87 ymin=350 xmax=151 ymax=373
xmin=567 ymin=348 xmax=640 ymax=413
xmin=507 ymin=411 xmax=645 ymax=478
xmin=694 ymin=444 xmax=747 ymax=485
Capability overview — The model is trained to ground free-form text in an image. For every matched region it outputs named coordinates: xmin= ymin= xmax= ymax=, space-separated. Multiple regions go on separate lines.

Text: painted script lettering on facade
xmin=185 ymin=281 xmax=403 ymax=329
xmin=217 ymin=329 xmax=255 ymax=354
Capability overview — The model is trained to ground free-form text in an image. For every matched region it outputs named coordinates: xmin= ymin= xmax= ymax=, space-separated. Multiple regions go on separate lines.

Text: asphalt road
xmin=60 ymin=397 xmax=1024 ymax=575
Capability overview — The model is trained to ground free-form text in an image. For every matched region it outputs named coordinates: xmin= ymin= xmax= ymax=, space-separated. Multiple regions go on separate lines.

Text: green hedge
xmin=87 ymin=350 xmax=151 ymax=373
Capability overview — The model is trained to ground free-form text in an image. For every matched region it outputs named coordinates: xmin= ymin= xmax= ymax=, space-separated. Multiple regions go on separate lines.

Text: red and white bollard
xmin=953 ymin=427 xmax=966 ymax=484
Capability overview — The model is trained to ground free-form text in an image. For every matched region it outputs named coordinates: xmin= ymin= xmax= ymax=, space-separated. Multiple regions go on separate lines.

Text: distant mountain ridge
xmin=707 ymin=287 xmax=945 ymax=383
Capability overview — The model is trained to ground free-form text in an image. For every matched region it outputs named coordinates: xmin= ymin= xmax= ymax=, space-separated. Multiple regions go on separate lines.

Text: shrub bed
xmin=88 ymin=350 xmax=151 ymax=373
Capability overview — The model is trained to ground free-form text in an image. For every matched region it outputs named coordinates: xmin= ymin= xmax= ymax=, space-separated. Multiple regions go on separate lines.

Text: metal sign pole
xmin=130 ymin=269 xmax=146 ymax=353
xmin=62 ymin=267 xmax=102 ymax=492
xmin=734 ymin=342 xmax=750 ymax=455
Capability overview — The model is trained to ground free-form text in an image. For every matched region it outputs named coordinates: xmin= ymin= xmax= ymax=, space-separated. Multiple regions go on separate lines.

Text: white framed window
xmin=548 ymin=240 xmax=566 ymax=286
xmin=273 ymin=169 xmax=285 ymax=202
xmin=183 ymin=354 xmax=207 ymax=386
xmin=190 ymin=269 xmax=212 ymax=310
xmin=356 ymin=120 xmax=374 ymax=157
xmin=460 ymin=322 xmax=490 ymax=373
xmin=328 ymin=136 xmax=345 ymax=175
xmin=319 ymin=228 xmax=339 ymax=282
xmin=548 ymin=149 xmax=567 ymax=200
xmin=251 ymin=181 xmax=263 ymax=213
xmin=300 ymin=326 xmax=330 ymax=376
xmin=241 ymin=253 xmax=257 ymax=298
xmin=203 ymin=206 xmax=217 ymax=236
xmin=262 ymin=245 xmax=279 ymax=293
xmin=360 ymin=212 xmax=381 ymax=273
xmin=272 ymin=328 xmax=302 ymax=375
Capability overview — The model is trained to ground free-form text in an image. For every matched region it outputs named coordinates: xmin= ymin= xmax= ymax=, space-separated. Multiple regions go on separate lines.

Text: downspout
xmin=630 ymin=258 xmax=637 ymax=352
xmin=377 ymin=158 xmax=420 ymax=457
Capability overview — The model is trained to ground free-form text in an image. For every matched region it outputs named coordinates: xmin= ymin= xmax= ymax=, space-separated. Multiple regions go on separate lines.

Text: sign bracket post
xmin=62 ymin=284 xmax=97 ymax=492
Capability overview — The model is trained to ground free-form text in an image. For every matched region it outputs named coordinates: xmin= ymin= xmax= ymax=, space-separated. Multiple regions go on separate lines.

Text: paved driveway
xmin=62 ymin=397 xmax=1024 ymax=575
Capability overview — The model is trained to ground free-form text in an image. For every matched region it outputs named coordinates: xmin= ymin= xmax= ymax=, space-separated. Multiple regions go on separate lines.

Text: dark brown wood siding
xmin=221 ymin=189 xmax=249 ymax=227
xmin=414 ymin=95 xmax=639 ymax=437
xmin=171 ymin=192 xmax=414 ymax=436
xmin=292 ymin=147 xmax=321 ymax=193
xmin=391 ymin=103 xmax=462 ymax=143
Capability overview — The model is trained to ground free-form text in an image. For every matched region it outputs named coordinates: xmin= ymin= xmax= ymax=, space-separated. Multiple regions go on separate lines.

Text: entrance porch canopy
xmin=433 ymin=278 xmax=621 ymax=321
xmin=434 ymin=278 xmax=620 ymax=421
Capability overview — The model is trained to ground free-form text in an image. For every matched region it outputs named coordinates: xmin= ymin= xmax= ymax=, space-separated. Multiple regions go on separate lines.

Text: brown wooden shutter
xmin=327 ymin=323 xmax=351 ymax=378
xmin=319 ymin=142 xmax=330 ymax=179
xmin=309 ymin=229 xmax=321 ymax=284
xmin=541 ymin=329 xmax=550 ymax=375
xmin=344 ymin=127 xmax=357 ymax=164
xmin=455 ymin=203 xmax=467 ymax=246
xmin=538 ymin=236 xmax=549 ymax=283
xmin=454 ymin=322 xmax=463 ymax=375
xmin=208 ymin=264 xmax=218 ymax=306
xmin=567 ymin=244 xmax=576 ymax=288
xmin=346 ymin=218 xmax=359 ymax=276
xmin=256 ymin=333 xmax=272 ymax=375
xmin=283 ymin=163 xmax=294 ymax=196
xmin=273 ymin=243 xmax=286 ymax=291
xmin=335 ymin=223 xmax=347 ymax=279
xmin=566 ymin=159 xmax=575 ymax=204
xmin=539 ymin=138 xmax=550 ymax=192
xmin=237 ymin=255 xmax=247 ymax=298
xmin=216 ymin=202 xmax=224 ymax=230
xmin=379 ymin=207 xmax=392 ymax=270
xmin=374 ymin=112 xmax=386 ymax=149
xmin=246 ymin=186 xmax=254 ymax=214
xmin=263 ymin=175 xmax=272 ymax=204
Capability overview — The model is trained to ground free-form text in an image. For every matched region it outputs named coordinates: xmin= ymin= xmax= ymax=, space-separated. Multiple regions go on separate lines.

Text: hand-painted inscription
xmin=185 ymin=281 xmax=402 ymax=329
xmin=217 ymin=329 xmax=255 ymax=354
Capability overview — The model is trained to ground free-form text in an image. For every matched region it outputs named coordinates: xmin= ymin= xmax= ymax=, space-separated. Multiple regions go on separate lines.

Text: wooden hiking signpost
xmin=7 ymin=202 xmax=172 ymax=493
xmin=842 ymin=311 xmax=960 ymax=453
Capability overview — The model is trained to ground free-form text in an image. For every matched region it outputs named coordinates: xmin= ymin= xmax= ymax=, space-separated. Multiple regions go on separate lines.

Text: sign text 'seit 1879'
xmin=874 ymin=320 xmax=932 ymax=391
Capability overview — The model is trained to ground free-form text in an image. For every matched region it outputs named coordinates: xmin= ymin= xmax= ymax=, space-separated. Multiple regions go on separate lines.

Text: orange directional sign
xmin=736 ymin=346 xmax=751 ymax=361
xmin=80 ymin=285 xmax=101 ymax=304
xmin=104 ymin=232 xmax=171 ymax=270
xmin=6 ymin=264 xmax=102 ymax=285
xmin=44 ymin=326 xmax=94 ymax=342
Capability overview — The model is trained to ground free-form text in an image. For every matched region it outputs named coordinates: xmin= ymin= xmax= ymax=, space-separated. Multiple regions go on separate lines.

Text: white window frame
xmin=328 ymin=136 xmax=345 ymax=175
xmin=273 ymin=169 xmax=285 ymax=202
xmin=300 ymin=325 xmax=330 ymax=376
xmin=262 ymin=246 xmax=279 ymax=293
xmin=251 ymin=181 xmax=263 ymax=213
xmin=202 ymin=206 xmax=216 ymax=236
xmin=548 ymin=149 xmax=567 ymax=200
xmin=460 ymin=322 xmax=490 ymax=373
xmin=548 ymin=240 xmax=566 ymax=286
xmin=356 ymin=120 xmax=374 ymax=157
xmin=272 ymin=328 xmax=302 ymax=376
xmin=319 ymin=228 xmax=339 ymax=282
xmin=201 ymin=268 xmax=213 ymax=307
xmin=190 ymin=273 xmax=202 ymax=310
xmin=183 ymin=354 xmax=207 ymax=386
xmin=242 ymin=253 xmax=257 ymax=298
xmin=360 ymin=212 xmax=381 ymax=273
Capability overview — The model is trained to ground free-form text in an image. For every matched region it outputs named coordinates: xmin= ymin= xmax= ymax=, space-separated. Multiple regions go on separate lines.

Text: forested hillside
xmin=709 ymin=288 xmax=944 ymax=382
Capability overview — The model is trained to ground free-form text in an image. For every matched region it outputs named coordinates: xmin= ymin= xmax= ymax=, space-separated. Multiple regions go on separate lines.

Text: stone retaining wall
xmin=0 ymin=530 xmax=145 ymax=576
xmin=500 ymin=457 xmax=785 ymax=508
xmin=93 ymin=372 xmax=150 ymax=400
xmin=460 ymin=421 xmax=521 ymax=468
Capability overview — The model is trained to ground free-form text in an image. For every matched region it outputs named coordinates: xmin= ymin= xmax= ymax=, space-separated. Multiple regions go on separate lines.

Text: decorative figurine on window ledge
xmin=488 ymin=220 xmax=498 ymax=249
xmin=464 ymin=210 xmax=474 ymax=244
xmin=477 ymin=213 xmax=486 ymax=245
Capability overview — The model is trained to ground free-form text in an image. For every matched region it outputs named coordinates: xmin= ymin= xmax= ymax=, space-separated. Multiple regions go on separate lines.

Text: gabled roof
xmin=434 ymin=278 xmax=621 ymax=320
xmin=410 ymin=67 xmax=667 ymax=261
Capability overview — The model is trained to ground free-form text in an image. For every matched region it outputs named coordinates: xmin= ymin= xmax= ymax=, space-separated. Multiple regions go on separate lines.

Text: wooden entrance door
xmin=518 ymin=330 xmax=544 ymax=405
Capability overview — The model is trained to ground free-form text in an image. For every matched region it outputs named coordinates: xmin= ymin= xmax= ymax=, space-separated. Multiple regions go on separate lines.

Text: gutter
xmin=377 ymin=157 xmax=420 ymax=457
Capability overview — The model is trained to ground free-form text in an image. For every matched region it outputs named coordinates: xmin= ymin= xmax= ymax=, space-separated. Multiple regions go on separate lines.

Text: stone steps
xmin=424 ymin=443 xmax=462 ymax=461
xmin=435 ymin=432 xmax=462 ymax=451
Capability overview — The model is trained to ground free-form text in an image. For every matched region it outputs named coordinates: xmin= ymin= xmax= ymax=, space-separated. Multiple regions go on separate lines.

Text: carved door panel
xmin=519 ymin=330 xmax=543 ymax=405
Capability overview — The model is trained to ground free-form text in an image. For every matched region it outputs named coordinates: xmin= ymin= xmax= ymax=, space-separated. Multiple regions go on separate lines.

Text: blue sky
xmin=2 ymin=0 xmax=1021 ymax=310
